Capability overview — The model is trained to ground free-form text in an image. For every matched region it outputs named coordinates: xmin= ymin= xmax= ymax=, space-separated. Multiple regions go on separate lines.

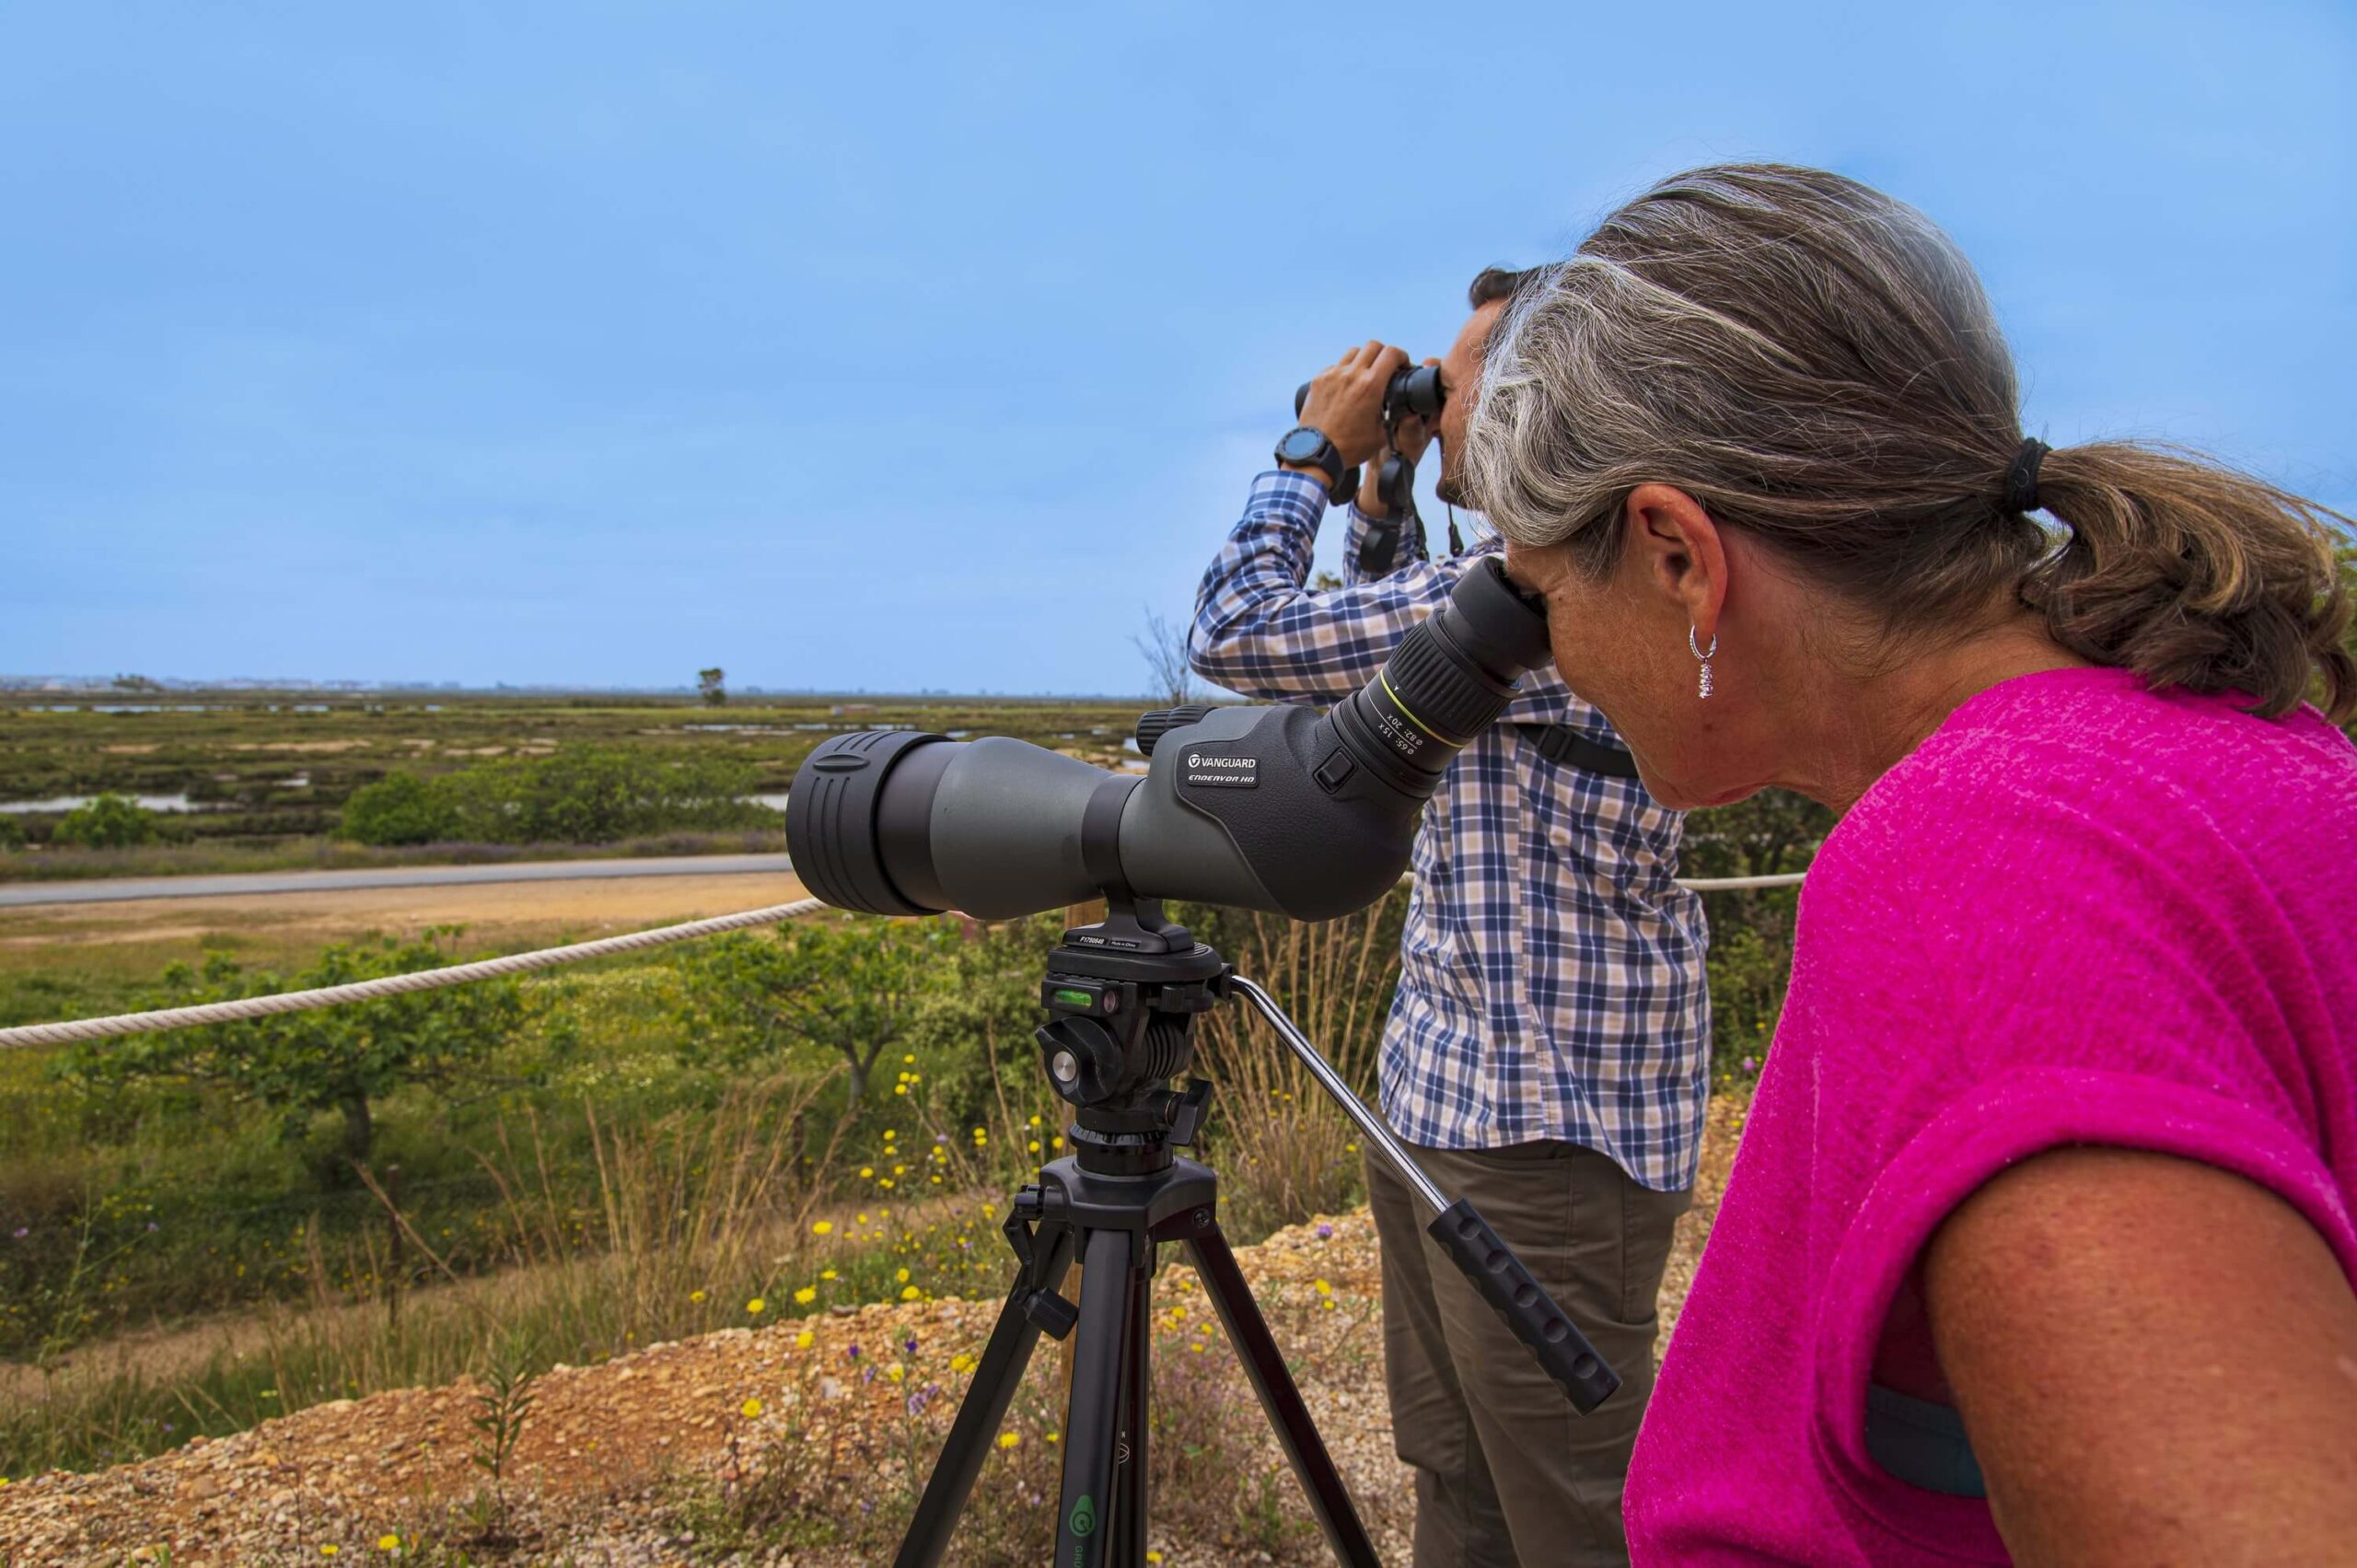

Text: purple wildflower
xmin=1315 ymin=1224 xmax=1333 ymax=1240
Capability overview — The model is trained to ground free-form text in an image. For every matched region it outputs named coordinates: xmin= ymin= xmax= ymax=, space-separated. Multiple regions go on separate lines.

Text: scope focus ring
xmin=1134 ymin=705 xmax=1215 ymax=758
xmin=1379 ymin=621 xmax=1513 ymax=744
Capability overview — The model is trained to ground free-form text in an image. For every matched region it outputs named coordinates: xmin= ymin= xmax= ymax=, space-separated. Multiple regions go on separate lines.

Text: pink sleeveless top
xmin=1625 ymin=668 xmax=2357 ymax=1564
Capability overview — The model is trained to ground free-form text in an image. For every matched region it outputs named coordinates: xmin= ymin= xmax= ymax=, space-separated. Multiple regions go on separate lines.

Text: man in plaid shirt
xmin=1190 ymin=270 xmax=1711 ymax=1567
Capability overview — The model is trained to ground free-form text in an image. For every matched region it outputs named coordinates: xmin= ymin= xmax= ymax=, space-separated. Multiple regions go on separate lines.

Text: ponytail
xmin=2027 ymin=443 xmax=2353 ymax=723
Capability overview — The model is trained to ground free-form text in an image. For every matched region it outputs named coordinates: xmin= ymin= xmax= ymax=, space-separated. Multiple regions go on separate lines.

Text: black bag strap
xmin=1518 ymin=723 xmax=1641 ymax=780
xmin=1354 ymin=516 xmax=1403 ymax=576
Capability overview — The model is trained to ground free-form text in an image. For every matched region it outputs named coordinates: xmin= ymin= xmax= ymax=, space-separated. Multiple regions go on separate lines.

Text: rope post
xmin=385 ymin=1163 xmax=403 ymax=1331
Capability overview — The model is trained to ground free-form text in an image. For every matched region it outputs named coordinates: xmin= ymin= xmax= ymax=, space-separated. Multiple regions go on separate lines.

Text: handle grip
xmin=1427 ymin=1197 xmax=1620 ymax=1413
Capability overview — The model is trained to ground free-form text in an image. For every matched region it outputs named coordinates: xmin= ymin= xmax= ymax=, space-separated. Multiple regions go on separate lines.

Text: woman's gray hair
xmin=1465 ymin=163 xmax=2353 ymax=721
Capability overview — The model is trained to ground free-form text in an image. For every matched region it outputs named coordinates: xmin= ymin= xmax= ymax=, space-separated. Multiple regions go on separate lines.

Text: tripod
xmin=893 ymin=900 xmax=1620 ymax=1567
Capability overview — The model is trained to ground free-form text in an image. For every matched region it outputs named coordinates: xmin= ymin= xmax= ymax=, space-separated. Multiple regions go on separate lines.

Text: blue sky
xmin=4 ymin=2 xmax=2351 ymax=695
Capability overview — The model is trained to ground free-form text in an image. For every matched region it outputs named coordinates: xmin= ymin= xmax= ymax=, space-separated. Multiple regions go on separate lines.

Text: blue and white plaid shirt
xmin=1190 ymin=470 xmax=1711 ymax=1191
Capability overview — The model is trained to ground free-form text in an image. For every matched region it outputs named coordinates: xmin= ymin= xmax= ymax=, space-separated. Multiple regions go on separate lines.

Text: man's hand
xmin=1296 ymin=341 xmax=1410 ymax=470
xmin=1356 ymin=356 xmax=1441 ymax=517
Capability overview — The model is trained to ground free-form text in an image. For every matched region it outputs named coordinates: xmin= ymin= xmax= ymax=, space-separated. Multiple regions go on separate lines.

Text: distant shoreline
xmin=1 ymin=683 xmax=1225 ymax=704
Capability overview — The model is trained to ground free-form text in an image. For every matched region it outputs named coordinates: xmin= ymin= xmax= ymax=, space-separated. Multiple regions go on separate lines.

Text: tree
xmin=1130 ymin=609 xmax=1199 ymax=705
xmin=698 ymin=667 xmax=727 ymax=707
xmin=56 ymin=930 xmax=528 ymax=1168
xmin=679 ymin=919 xmax=937 ymax=1100
xmin=340 ymin=772 xmax=458 ymax=845
xmin=54 ymin=794 xmax=160 ymax=849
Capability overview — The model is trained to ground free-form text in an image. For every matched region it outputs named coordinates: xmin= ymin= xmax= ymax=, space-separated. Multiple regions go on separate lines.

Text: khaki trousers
xmin=1364 ymin=1138 xmax=1690 ymax=1568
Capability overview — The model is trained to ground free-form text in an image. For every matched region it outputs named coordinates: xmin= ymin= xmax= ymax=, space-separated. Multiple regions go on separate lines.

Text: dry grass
xmin=1195 ymin=904 xmax=1399 ymax=1236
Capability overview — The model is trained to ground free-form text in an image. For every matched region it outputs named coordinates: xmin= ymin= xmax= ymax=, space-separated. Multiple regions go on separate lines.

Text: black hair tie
xmin=2003 ymin=437 xmax=2050 ymax=515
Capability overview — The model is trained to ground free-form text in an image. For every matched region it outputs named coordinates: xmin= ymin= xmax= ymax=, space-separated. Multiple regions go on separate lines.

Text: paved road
xmin=0 ymin=854 xmax=798 ymax=909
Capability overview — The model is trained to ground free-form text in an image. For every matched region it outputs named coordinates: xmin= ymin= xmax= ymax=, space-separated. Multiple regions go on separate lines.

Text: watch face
xmin=1279 ymin=428 xmax=1325 ymax=462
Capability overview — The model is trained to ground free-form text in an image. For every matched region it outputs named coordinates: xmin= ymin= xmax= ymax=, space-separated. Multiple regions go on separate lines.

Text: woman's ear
xmin=1621 ymin=483 xmax=1728 ymax=641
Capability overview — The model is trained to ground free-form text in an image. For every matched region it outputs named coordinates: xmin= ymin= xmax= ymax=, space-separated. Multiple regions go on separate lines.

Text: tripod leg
xmin=893 ymin=1223 xmax=1074 ymax=1568
xmin=1185 ymin=1223 xmax=1381 ymax=1568
xmin=1057 ymin=1225 xmax=1141 ymax=1566
xmin=1111 ymin=1244 xmax=1152 ymax=1567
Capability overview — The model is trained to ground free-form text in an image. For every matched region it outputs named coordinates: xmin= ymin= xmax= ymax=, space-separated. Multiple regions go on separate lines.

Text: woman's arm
xmin=1925 ymin=1146 xmax=2357 ymax=1566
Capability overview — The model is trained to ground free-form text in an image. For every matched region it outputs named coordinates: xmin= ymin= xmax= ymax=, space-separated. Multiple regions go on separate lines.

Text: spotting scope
xmin=786 ymin=557 xmax=1552 ymax=925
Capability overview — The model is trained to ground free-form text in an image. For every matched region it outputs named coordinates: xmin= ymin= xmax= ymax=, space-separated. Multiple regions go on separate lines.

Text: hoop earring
xmin=1689 ymin=626 xmax=1718 ymax=700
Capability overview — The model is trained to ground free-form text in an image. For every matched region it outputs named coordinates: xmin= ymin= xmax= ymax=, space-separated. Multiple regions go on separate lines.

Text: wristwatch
xmin=1273 ymin=426 xmax=1359 ymax=504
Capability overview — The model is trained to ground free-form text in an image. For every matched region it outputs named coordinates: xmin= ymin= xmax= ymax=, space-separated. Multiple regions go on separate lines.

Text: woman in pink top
xmin=1461 ymin=164 xmax=2357 ymax=1565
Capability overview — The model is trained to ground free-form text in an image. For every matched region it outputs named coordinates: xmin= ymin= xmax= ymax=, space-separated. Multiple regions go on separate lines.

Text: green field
xmin=0 ymin=689 xmax=1153 ymax=878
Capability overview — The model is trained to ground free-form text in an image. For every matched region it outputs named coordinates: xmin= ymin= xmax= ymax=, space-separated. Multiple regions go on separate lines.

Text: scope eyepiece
xmin=1327 ymin=556 xmax=1552 ymax=794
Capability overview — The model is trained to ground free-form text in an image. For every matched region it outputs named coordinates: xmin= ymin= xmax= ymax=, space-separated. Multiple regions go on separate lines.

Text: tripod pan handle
xmin=1427 ymin=1198 xmax=1621 ymax=1413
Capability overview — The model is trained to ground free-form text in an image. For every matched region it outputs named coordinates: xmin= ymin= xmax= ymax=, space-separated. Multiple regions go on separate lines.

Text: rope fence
xmin=0 ymin=898 xmax=827 ymax=1051
xmin=0 ymin=868 xmax=1808 ymax=1051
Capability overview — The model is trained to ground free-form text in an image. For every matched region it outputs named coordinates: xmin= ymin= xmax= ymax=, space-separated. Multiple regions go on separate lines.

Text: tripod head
xmin=1034 ymin=895 xmax=1225 ymax=1177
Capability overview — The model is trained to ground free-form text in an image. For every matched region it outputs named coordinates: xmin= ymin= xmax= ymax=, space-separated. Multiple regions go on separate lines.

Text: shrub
xmin=52 ymin=794 xmax=161 ymax=850
xmin=441 ymin=748 xmax=767 ymax=843
xmin=339 ymin=749 xmax=771 ymax=846
xmin=0 ymin=815 xmax=22 ymax=851
xmin=340 ymin=772 xmax=458 ymax=845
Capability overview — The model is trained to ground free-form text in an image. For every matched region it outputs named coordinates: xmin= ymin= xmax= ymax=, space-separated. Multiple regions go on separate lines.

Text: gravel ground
xmin=0 ymin=1099 xmax=1745 ymax=1566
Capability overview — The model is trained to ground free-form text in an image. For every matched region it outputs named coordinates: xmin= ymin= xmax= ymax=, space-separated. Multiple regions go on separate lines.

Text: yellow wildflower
xmin=997 ymin=1432 xmax=1020 ymax=1449
xmin=689 ymin=1289 xmax=706 ymax=1303
xmin=747 ymin=1297 xmax=766 ymax=1315
xmin=741 ymin=1397 xmax=763 ymax=1418
xmin=812 ymin=1220 xmax=833 ymax=1236
xmin=900 ymin=1284 xmax=921 ymax=1300
xmin=794 ymin=1286 xmax=817 ymax=1306
xmin=795 ymin=1330 xmax=815 ymax=1349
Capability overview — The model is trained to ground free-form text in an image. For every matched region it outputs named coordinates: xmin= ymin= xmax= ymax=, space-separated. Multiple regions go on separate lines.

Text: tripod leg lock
xmin=1428 ymin=1198 xmax=1622 ymax=1413
xmin=1002 ymin=1184 xmax=1081 ymax=1340
xmin=1024 ymin=1288 xmax=1080 ymax=1340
